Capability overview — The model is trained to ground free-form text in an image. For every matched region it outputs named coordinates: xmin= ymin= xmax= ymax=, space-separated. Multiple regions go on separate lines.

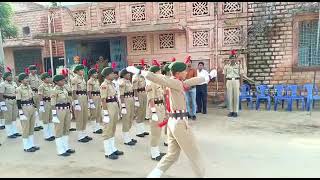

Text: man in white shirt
xmin=196 ymin=62 xmax=210 ymax=114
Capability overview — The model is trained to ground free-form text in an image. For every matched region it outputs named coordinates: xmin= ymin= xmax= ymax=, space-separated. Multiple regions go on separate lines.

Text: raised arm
xmin=144 ymin=72 xmax=181 ymax=90
xmin=184 ymin=77 xmax=205 ymax=87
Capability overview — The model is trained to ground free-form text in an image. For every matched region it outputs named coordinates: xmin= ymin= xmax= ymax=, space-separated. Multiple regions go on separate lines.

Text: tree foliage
xmin=0 ymin=2 xmax=18 ymax=41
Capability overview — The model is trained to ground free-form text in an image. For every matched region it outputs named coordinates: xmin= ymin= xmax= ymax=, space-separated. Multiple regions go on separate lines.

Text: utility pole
xmin=0 ymin=31 xmax=5 ymax=72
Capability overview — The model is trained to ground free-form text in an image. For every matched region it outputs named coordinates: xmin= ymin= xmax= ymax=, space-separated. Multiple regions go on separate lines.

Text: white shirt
xmin=197 ymin=69 xmax=210 ymax=85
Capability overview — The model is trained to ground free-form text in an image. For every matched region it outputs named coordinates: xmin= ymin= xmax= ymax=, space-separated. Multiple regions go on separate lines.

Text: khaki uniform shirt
xmin=132 ymin=74 xmax=146 ymax=91
xmin=100 ymin=79 xmax=117 ymax=99
xmin=144 ymin=73 xmax=205 ymax=111
xmin=146 ymin=81 xmax=164 ymax=102
xmin=16 ymin=84 xmax=34 ymax=101
xmin=0 ymin=81 xmax=16 ymax=97
xmin=119 ymin=78 xmax=133 ymax=96
xmin=38 ymin=82 xmax=53 ymax=98
xmin=29 ymin=74 xmax=41 ymax=90
xmin=51 ymin=85 xmax=71 ymax=106
xmin=71 ymin=74 xmax=86 ymax=91
xmin=87 ymin=78 xmax=100 ymax=92
xmin=222 ymin=63 xmax=244 ymax=79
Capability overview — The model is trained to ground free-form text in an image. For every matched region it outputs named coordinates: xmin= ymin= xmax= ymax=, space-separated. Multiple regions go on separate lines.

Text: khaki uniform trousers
xmin=40 ymin=101 xmax=52 ymax=124
xmin=54 ymin=108 xmax=71 ymax=138
xmin=90 ymin=96 xmax=102 ymax=123
xmin=157 ymin=118 xmax=205 ymax=178
xmin=20 ymin=105 xmax=36 ymax=138
xmin=33 ymin=94 xmax=40 ymax=109
xmin=226 ymin=79 xmax=240 ymax=113
xmin=102 ymin=102 xmax=120 ymax=140
xmin=150 ymin=104 xmax=165 ymax=147
xmin=122 ymin=97 xmax=134 ymax=132
xmin=74 ymin=95 xmax=89 ymax=131
xmin=136 ymin=92 xmax=147 ymax=123
xmin=4 ymin=99 xmax=18 ymax=125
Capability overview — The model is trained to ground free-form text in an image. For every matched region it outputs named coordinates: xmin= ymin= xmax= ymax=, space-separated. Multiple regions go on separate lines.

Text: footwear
xmin=147 ymin=168 xmax=163 ymax=178
xmin=45 ymin=136 xmax=55 ymax=141
xmin=59 ymin=152 xmax=70 ymax=157
xmin=124 ymin=141 xmax=135 ymax=146
xmin=93 ymin=129 xmax=103 ymax=134
xmin=14 ymin=133 xmax=22 ymax=137
xmin=160 ymin=152 xmax=166 ymax=157
xmin=69 ymin=128 xmax=77 ymax=131
xmin=66 ymin=149 xmax=75 ymax=154
xmin=227 ymin=112 xmax=234 ymax=117
xmin=233 ymin=113 xmax=238 ymax=117
xmin=112 ymin=150 xmax=124 ymax=156
xmin=136 ymin=133 xmax=145 ymax=138
xmin=85 ymin=136 xmax=93 ymax=141
xmin=78 ymin=137 xmax=89 ymax=143
xmin=8 ymin=133 xmax=17 ymax=139
xmin=192 ymin=116 xmax=197 ymax=120
xmin=24 ymin=148 xmax=36 ymax=152
xmin=34 ymin=127 xmax=41 ymax=131
xmin=32 ymin=146 xmax=40 ymax=151
xmin=151 ymin=155 xmax=162 ymax=161
xmin=0 ymin=125 xmax=5 ymax=130
xmin=105 ymin=154 xmax=118 ymax=160
xmin=39 ymin=126 xmax=43 ymax=130
xmin=143 ymin=132 xmax=149 ymax=136
xmin=164 ymin=142 xmax=168 ymax=146
xmin=145 ymin=118 xmax=150 ymax=120
xmin=202 ymin=112 xmax=207 ymax=114
xmin=131 ymin=139 xmax=137 ymax=143
xmin=110 ymin=137 xmax=123 ymax=156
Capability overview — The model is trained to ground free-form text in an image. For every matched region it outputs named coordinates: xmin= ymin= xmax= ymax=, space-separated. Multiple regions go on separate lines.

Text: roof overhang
xmin=33 ymin=24 xmax=186 ymax=40
xmin=3 ymin=39 xmax=45 ymax=48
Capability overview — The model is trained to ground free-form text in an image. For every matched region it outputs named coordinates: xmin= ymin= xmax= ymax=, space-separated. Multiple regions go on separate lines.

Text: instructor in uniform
xmin=28 ymin=65 xmax=42 ymax=131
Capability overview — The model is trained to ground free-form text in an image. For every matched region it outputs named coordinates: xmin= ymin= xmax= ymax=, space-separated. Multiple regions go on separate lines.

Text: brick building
xmin=4 ymin=2 xmax=320 ymax=100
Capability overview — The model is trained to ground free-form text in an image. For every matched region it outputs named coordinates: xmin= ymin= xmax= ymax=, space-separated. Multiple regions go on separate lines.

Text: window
xmin=102 ymin=8 xmax=116 ymax=25
xmin=74 ymin=11 xmax=87 ymax=27
xmin=131 ymin=4 xmax=146 ymax=22
xmin=192 ymin=30 xmax=209 ymax=47
xmin=159 ymin=2 xmax=174 ymax=19
xmin=132 ymin=36 xmax=147 ymax=51
xmin=22 ymin=26 xmax=30 ymax=36
xmin=223 ymin=2 xmax=242 ymax=14
xmin=159 ymin=33 xmax=175 ymax=49
xmin=192 ymin=2 xmax=209 ymax=16
xmin=223 ymin=27 xmax=242 ymax=46
xmin=298 ymin=19 xmax=320 ymax=67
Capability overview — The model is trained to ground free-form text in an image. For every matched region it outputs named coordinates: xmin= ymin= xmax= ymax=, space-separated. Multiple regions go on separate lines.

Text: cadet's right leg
xmin=4 ymin=100 xmax=17 ymax=138
xmin=63 ymin=109 xmax=75 ymax=155
xmin=55 ymin=109 xmax=69 ymax=156
xmin=122 ymin=98 xmax=136 ymax=146
xmin=226 ymin=80 xmax=234 ymax=116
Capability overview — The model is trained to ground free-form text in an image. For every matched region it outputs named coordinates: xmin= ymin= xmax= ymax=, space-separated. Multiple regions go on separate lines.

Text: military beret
xmin=101 ymin=67 xmax=113 ymax=77
xmin=40 ymin=72 xmax=50 ymax=80
xmin=88 ymin=68 xmax=97 ymax=76
xmin=136 ymin=65 xmax=143 ymax=70
xmin=28 ymin=65 xmax=37 ymax=71
xmin=2 ymin=72 xmax=12 ymax=80
xmin=73 ymin=64 xmax=84 ymax=73
xmin=168 ymin=62 xmax=187 ymax=73
xmin=18 ymin=73 xmax=28 ymax=82
xmin=53 ymin=75 xmax=65 ymax=83
xmin=119 ymin=68 xmax=130 ymax=78
xmin=149 ymin=66 xmax=161 ymax=73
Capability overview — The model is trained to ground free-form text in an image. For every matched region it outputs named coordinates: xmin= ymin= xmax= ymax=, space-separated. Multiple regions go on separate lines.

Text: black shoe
xmin=14 ymin=133 xmax=22 ymax=137
xmin=8 ymin=134 xmax=17 ymax=139
xmin=160 ymin=152 xmax=166 ymax=157
xmin=227 ymin=112 xmax=234 ymax=117
xmin=32 ymin=146 xmax=40 ymax=151
xmin=233 ymin=113 xmax=238 ymax=117
xmin=59 ymin=152 xmax=70 ymax=157
xmin=66 ymin=149 xmax=75 ymax=154
xmin=124 ymin=141 xmax=136 ymax=146
xmin=164 ymin=142 xmax=168 ymax=146
xmin=152 ymin=155 xmax=163 ymax=161
xmin=202 ymin=112 xmax=207 ymax=114
xmin=145 ymin=118 xmax=150 ymax=121
xmin=39 ymin=126 xmax=44 ymax=130
xmin=192 ymin=116 xmax=197 ymax=120
xmin=78 ymin=137 xmax=89 ymax=143
xmin=93 ymin=129 xmax=103 ymax=134
xmin=24 ymin=148 xmax=36 ymax=152
xmin=136 ymin=133 xmax=145 ymax=138
xmin=112 ymin=150 xmax=124 ymax=156
xmin=0 ymin=125 xmax=5 ymax=130
xmin=45 ymin=136 xmax=55 ymax=141
xmin=85 ymin=136 xmax=93 ymax=141
xmin=69 ymin=128 xmax=77 ymax=131
xmin=143 ymin=132 xmax=149 ymax=136
xmin=131 ymin=139 xmax=137 ymax=143
xmin=34 ymin=127 xmax=41 ymax=131
xmin=196 ymin=111 xmax=201 ymax=114
xmin=105 ymin=154 xmax=118 ymax=160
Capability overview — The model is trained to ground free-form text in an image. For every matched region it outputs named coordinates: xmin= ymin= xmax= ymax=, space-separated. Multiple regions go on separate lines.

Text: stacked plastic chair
xmin=239 ymin=84 xmax=253 ymax=110
xmin=256 ymin=85 xmax=271 ymax=111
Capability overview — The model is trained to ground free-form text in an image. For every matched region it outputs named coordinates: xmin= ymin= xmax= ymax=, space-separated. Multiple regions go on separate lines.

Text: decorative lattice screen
xmin=132 ymin=36 xmax=147 ymax=51
xmin=223 ymin=2 xmax=242 ymax=14
xmin=159 ymin=2 xmax=174 ymax=19
xmin=102 ymin=8 xmax=116 ymax=25
xmin=74 ymin=11 xmax=87 ymax=27
xmin=298 ymin=19 xmax=320 ymax=67
xmin=192 ymin=2 xmax=209 ymax=16
xmin=192 ymin=30 xmax=209 ymax=47
xmin=131 ymin=4 xmax=146 ymax=22
xmin=223 ymin=27 xmax=241 ymax=46
xmin=159 ymin=33 xmax=175 ymax=49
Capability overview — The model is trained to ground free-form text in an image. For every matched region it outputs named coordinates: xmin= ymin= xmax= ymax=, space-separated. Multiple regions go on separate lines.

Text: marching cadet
xmin=16 ymin=73 xmax=40 ymax=152
xmin=100 ymin=67 xmax=124 ymax=160
xmin=87 ymin=68 xmax=103 ymax=134
xmin=38 ymin=72 xmax=55 ymax=141
xmin=146 ymin=65 xmax=166 ymax=161
xmin=0 ymin=71 xmax=5 ymax=130
xmin=132 ymin=63 xmax=149 ymax=138
xmin=222 ymin=50 xmax=244 ymax=118
xmin=0 ymin=70 xmax=21 ymax=138
xmin=71 ymin=64 xmax=92 ymax=143
xmin=161 ymin=63 xmax=171 ymax=147
xmin=28 ymin=65 xmax=43 ymax=131
xmin=51 ymin=74 xmax=75 ymax=156
xmin=119 ymin=68 xmax=137 ymax=146
xmin=126 ymin=61 xmax=207 ymax=178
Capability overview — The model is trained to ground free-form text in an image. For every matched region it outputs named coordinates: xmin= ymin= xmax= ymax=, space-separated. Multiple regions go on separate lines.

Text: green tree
xmin=0 ymin=2 xmax=18 ymax=41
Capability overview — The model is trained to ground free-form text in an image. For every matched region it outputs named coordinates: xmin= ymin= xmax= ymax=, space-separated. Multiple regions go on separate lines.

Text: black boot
xmin=66 ymin=149 xmax=76 ymax=154
xmin=105 ymin=154 xmax=118 ymax=160
xmin=78 ymin=137 xmax=89 ymax=143
xmin=227 ymin=112 xmax=234 ymax=117
xmin=93 ymin=129 xmax=103 ymax=134
xmin=233 ymin=112 xmax=238 ymax=117
xmin=143 ymin=132 xmax=149 ymax=136
xmin=59 ymin=152 xmax=70 ymax=157
xmin=136 ymin=133 xmax=145 ymax=138
xmin=112 ymin=150 xmax=124 ymax=156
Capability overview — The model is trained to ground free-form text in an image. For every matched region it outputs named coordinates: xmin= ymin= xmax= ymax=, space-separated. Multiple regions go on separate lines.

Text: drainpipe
xmin=48 ymin=11 xmax=54 ymax=78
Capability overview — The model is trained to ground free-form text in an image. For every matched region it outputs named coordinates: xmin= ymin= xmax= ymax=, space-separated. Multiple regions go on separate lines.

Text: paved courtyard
xmin=1 ymin=105 xmax=320 ymax=178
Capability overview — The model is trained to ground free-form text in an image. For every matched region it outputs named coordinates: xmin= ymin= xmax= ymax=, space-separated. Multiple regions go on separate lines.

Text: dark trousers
xmin=196 ymin=84 xmax=208 ymax=114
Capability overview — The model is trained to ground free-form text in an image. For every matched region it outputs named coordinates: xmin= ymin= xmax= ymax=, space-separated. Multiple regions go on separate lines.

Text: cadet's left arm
xmin=184 ymin=77 xmax=206 ymax=87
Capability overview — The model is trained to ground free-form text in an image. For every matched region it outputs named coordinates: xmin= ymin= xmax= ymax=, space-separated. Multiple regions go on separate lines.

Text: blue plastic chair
xmin=303 ymin=84 xmax=320 ymax=111
xmin=256 ymin=85 xmax=271 ymax=111
xmin=239 ymin=84 xmax=253 ymax=110
xmin=287 ymin=85 xmax=305 ymax=111
xmin=274 ymin=84 xmax=291 ymax=111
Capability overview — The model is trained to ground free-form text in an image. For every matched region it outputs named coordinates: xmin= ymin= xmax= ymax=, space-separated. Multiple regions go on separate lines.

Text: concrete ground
xmin=1 ymin=104 xmax=320 ymax=178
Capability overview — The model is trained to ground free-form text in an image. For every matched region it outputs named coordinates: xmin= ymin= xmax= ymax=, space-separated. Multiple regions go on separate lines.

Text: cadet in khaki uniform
xmin=126 ymin=61 xmax=207 ymax=178
xmin=146 ymin=65 xmax=166 ymax=161
xmin=71 ymin=65 xmax=92 ymax=143
xmin=0 ymin=71 xmax=21 ymax=138
xmin=16 ymin=73 xmax=40 ymax=152
xmin=222 ymin=51 xmax=244 ymax=117
xmin=51 ymin=75 xmax=75 ymax=156
xmin=119 ymin=68 xmax=137 ymax=146
xmin=87 ymin=68 xmax=103 ymax=134
xmin=38 ymin=72 xmax=55 ymax=141
xmin=100 ymin=67 xmax=124 ymax=160
xmin=132 ymin=65 xmax=149 ymax=138
xmin=28 ymin=65 xmax=43 ymax=131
